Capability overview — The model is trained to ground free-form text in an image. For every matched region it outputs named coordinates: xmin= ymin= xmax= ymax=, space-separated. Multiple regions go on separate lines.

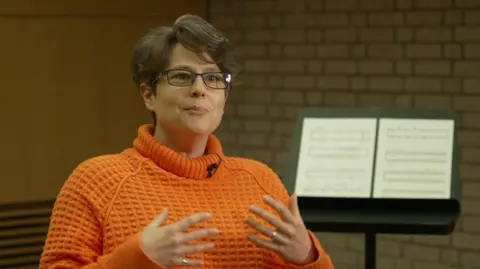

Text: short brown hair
xmin=131 ymin=14 xmax=241 ymax=88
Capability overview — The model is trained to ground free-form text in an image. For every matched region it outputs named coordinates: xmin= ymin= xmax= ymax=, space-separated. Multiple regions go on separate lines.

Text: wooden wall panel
xmin=0 ymin=1 xmax=206 ymax=203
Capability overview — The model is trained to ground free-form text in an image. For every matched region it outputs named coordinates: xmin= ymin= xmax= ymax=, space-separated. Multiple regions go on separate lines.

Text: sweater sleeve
xmin=253 ymin=163 xmax=335 ymax=269
xmin=39 ymin=162 xmax=163 ymax=269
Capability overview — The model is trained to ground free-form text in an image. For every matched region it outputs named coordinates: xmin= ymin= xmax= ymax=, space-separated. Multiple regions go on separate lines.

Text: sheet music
xmin=294 ymin=118 xmax=378 ymax=198
xmin=373 ymin=119 xmax=454 ymax=199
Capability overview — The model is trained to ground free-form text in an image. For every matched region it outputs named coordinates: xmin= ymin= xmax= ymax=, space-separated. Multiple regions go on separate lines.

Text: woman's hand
xmin=246 ymin=194 xmax=317 ymax=265
xmin=141 ymin=209 xmax=219 ymax=268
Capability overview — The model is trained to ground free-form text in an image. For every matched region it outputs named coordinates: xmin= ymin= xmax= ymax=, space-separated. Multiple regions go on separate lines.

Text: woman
xmin=39 ymin=14 xmax=334 ymax=269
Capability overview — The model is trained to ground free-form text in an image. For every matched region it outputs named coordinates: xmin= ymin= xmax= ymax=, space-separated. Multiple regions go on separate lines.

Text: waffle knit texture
xmin=40 ymin=124 xmax=334 ymax=269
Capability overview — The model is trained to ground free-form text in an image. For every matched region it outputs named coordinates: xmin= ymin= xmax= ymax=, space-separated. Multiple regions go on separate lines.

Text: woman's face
xmin=140 ymin=44 xmax=229 ymax=135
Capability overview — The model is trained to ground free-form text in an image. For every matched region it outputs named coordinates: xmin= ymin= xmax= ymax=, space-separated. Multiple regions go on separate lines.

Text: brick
xmin=350 ymin=13 xmax=367 ymax=26
xmin=236 ymin=74 xmax=268 ymax=88
xmin=242 ymin=90 xmax=271 ymax=104
xmin=444 ymin=44 xmax=462 ymax=59
xmin=238 ymin=133 xmax=266 ymax=146
xmin=316 ymin=14 xmax=349 ymax=27
xmin=455 ymin=27 xmax=480 ymax=41
xmin=460 ymin=164 xmax=480 ymax=180
xmin=405 ymin=45 xmax=442 ymax=58
xmin=284 ymin=76 xmax=315 ymax=89
xmin=276 ymin=0 xmax=307 ymax=12
xmin=268 ymin=75 xmax=284 ymax=88
xmin=274 ymin=121 xmax=295 ymax=135
xmin=351 ymin=45 xmax=367 ymax=58
xmin=461 ymin=252 xmax=480 ymax=268
xmin=378 ymin=241 xmax=402 ymax=257
xmin=317 ymin=45 xmax=349 ymax=58
xmin=368 ymin=12 xmax=404 ymax=26
xmin=414 ymin=95 xmax=451 ymax=108
xmin=284 ymin=45 xmax=315 ymax=58
xmin=415 ymin=0 xmax=452 ymax=8
xmin=464 ymin=78 xmax=480 ymax=94
xmin=359 ymin=61 xmax=394 ymax=74
xmin=306 ymin=92 xmax=323 ymax=105
xmin=462 ymin=149 xmax=480 ymax=164
xmin=369 ymin=77 xmax=403 ymax=91
xmin=405 ymin=78 xmax=442 ymax=92
xmin=210 ymin=16 xmax=235 ymax=28
xmin=459 ymin=130 xmax=480 ymax=146
xmin=274 ymin=91 xmax=304 ymax=104
xmin=244 ymin=120 xmax=272 ymax=132
xmin=237 ymin=45 xmax=268 ymax=58
xmin=351 ymin=77 xmax=367 ymax=90
xmin=443 ymin=78 xmax=462 ymax=93
xmin=268 ymin=15 xmax=281 ymax=27
xmin=243 ymin=149 xmax=271 ymax=163
xmin=461 ymin=113 xmax=480 ymax=129
xmin=306 ymin=0 xmax=323 ymax=11
xmin=324 ymin=60 xmax=357 ymax=74
xmin=358 ymin=94 xmax=395 ymax=106
xmin=368 ymin=44 xmax=403 ymax=59
xmin=234 ymin=1 xmax=276 ymax=13
xmin=224 ymin=105 xmax=236 ymax=116
xmin=358 ymin=0 xmax=395 ymax=10
xmin=285 ymin=106 xmax=299 ymax=119
xmin=412 ymin=261 xmax=450 ymax=269
xmin=454 ymin=61 xmax=480 ymax=77
xmin=215 ymin=132 xmax=236 ymax=144
xmin=237 ymin=104 xmax=266 ymax=116
xmin=414 ymin=61 xmax=451 ymax=76
xmin=268 ymin=105 xmax=283 ymax=118
xmin=462 ymin=217 xmax=480 ymax=232
xmin=415 ymin=27 xmax=452 ymax=42
xmin=397 ymin=28 xmax=413 ymax=42
xmin=274 ymin=29 xmax=307 ymax=43
xmin=324 ymin=0 xmax=357 ymax=10
xmin=268 ymin=136 xmax=284 ymax=149
xmin=324 ymin=29 xmax=357 ymax=43
xmin=444 ymin=10 xmax=463 ymax=25
xmin=324 ymin=92 xmax=356 ymax=106
xmin=462 ymin=199 xmax=480 ymax=214
xmin=440 ymin=249 xmax=459 ymax=266
xmin=465 ymin=11 xmax=480 ymax=25
xmin=360 ymin=28 xmax=394 ymax=42
xmin=275 ymin=61 xmax=305 ymax=72
xmin=406 ymin=11 xmax=442 ymax=25
xmin=396 ymin=61 xmax=413 ymax=75
xmin=317 ymin=76 xmax=349 ymax=90
xmin=413 ymin=235 xmax=450 ymax=246
xmin=268 ymin=45 xmax=282 ymax=58
xmin=307 ymin=30 xmax=322 ymax=42
xmin=396 ymin=95 xmax=413 ymax=107
xmin=229 ymin=120 xmax=242 ymax=131
xmin=397 ymin=0 xmax=413 ymax=9
xmin=464 ymin=44 xmax=480 ymax=59
xmin=237 ymin=16 xmax=267 ymax=28
xmin=453 ymin=233 xmax=480 ymax=250
xmin=307 ymin=61 xmax=323 ymax=73
xmin=377 ymin=257 xmax=395 ymax=269
xmin=404 ymin=244 xmax=440 ymax=262
xmin=283 ymin=14 xmax=314 ymax=28
xmin=245 ymin=30 xmax=273 ymax=43
xmin=455 ymin=0 xmax=480 ymax=7
xmin=274 ymin=151 xmax=289 ymax=164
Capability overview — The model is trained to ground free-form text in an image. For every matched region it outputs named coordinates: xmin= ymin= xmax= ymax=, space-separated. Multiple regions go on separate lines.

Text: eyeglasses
xmin=155 ymin=69 xmax=232 ymax=90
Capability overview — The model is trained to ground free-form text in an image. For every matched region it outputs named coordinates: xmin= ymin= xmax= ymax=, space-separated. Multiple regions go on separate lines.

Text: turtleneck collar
xmin=133 ymin=124 xmax=224 ymax=180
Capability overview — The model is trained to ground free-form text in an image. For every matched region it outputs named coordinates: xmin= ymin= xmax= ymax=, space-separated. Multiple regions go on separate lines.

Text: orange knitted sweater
xmin=40 ymin=124 xmax=333 ymax=269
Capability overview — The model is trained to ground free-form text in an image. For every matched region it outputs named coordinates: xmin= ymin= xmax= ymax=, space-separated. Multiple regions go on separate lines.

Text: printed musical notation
xmin=294 ymin=118 xmax=377 ymax=198
xmin=294 ymin=117 xmax=455 ymax=200
xmin=373 ymin=119 xmax=454 ymax=199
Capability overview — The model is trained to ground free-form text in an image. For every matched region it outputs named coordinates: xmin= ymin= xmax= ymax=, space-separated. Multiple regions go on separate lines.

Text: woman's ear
xmin=140 ymin=83 xmax=156 ymax=111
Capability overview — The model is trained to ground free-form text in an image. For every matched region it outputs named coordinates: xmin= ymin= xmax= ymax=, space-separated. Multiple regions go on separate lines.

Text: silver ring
xmin=271 ymin=231 xmax=277 ymax=240
xmin=181 ymin=258 xmax=189 ymax=265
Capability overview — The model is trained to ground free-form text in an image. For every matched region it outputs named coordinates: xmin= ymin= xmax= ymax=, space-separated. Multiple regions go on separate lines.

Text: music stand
xmin=282 ymin=108 xmax=461 ymax=269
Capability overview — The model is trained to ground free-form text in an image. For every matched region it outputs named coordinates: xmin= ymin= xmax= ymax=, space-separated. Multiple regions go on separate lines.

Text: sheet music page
xmin=373 ymin=118 xmax=454 ymax=199
xmin=294 ymin=118 xmax=378 ymax=198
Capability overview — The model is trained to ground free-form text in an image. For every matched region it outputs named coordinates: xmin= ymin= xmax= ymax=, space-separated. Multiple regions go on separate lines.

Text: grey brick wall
xmin=209 ymin=0 xmax=480 ymax=268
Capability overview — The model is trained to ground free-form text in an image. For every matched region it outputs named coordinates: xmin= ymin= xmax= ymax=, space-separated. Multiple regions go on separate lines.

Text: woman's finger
xmin=174 ymin=212 xmax=212 ymax=231
xmin=248 ymin=206 xmax=294 ymax=236
xmin=245 ymin=218 xmax=289 ymax=245
xmin=263 ymin=196 xmax=297 ymax=224
xmin=173 ymin=257 xmax=204 ymax=267
xmin=174 ymin=242 xmax=215 ymax=255
xmin=179 ymin=228 xmax=219 ymax=243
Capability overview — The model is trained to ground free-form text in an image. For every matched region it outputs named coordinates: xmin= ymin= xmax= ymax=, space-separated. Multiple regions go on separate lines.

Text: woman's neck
xmin=153 ymin=124 xmax=209 ymax=158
